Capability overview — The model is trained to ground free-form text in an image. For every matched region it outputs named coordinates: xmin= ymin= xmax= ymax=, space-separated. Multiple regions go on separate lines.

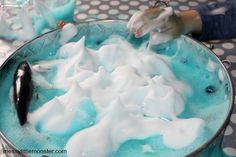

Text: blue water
xmin=0 ymin=21 xmax=232 ymax=157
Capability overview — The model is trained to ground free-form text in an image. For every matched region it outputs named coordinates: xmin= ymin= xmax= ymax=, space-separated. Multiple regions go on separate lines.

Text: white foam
xmin=149 ymin=32 xmax=172 ymax=45
xmin=59 ymin=23 xmax=78 ymax=44
xmin=28 ymin=35 xmax=204 ymax=157
xmin=162 ymin=118 xmax=205 ymax=149
xmin=206 ymin=59 xmax=216 ymax=72
xmin=16 ymin=9 xmax=36 ymax=40
xmin=0 ymin=15 xmax=14 ymax=39
xmin=142 ymin=76 xmax=185 ymax=119
xmin=28 ymin=83 xmax=94 ymax=135
xmin=0 ymin=0 xmax=74 ymax=41
xmin=218 ymin=69 xmax=225 ymax=81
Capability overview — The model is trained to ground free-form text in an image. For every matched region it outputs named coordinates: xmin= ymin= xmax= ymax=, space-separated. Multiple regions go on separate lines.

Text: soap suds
xmin=59 ymin=23 xmax=78 ymax=45
xmin=0 ymin=0 xmax=75 ymax=40
xmin=28 ymin=35 xmax=204 ymax=157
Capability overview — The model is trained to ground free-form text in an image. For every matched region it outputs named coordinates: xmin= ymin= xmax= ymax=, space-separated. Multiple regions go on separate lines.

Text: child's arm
xmin=192 ymin=0 xmax=236 ymax=41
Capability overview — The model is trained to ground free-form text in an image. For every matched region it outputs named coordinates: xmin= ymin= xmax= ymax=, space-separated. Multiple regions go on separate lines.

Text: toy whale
xmin=13 ymin=61 xmax=33 ymax=125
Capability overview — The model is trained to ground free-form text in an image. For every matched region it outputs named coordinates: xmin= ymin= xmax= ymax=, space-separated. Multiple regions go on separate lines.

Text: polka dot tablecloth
xmin=0 ymin=0 xmax=236 ymax=156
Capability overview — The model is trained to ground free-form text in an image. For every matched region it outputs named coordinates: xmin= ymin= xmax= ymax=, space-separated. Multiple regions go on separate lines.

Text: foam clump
xmin=142 ymin=76 xmax=185 ymax=119
xmin=28 ymin=35 xmax=205 ymax=157
xmin=59 ymin=23 xmax=78 ymax=45
xmin=28 ymin=83 xmax=96 ymax=136
xmin=0 ymin=0 xmax=75 ymax=40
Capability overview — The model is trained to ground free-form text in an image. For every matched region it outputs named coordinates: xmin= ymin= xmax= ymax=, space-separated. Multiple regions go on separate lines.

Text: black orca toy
xmin=13 ymin=61 xmax=33 ymax=125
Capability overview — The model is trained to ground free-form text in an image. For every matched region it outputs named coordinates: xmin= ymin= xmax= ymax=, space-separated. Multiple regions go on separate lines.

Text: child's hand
xmin=127 ymin=7 xmax=183 ymax=38
xmin=127 ymin=7 xmax=201 ymax=45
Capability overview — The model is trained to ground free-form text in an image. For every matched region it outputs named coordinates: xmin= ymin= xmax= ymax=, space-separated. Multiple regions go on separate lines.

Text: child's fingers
xmin=135 ymin=22 xmax=154 ymax=38
xmin=127 ymin=11 xmax=143 ymax=33
xmin=127 ymin=7 xmax=174 ymax=39
xmin=127 ymin=8 xmax=161 ymax=33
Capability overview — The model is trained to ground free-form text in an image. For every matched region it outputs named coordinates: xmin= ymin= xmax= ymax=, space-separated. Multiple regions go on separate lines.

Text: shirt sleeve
xmin=192 ymin=0 xmax=236 ymax=41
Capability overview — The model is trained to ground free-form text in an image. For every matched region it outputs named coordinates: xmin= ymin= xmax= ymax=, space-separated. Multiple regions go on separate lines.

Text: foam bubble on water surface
xmin=27 ymin=35 xmax=206 ymax=157
xmin=218 ymin=69 xmax=225 ymax=82
xmin=206 ymin=59 xmax=217 ymax=72
xmin=162 ymin=118 xmax=205 ymax=149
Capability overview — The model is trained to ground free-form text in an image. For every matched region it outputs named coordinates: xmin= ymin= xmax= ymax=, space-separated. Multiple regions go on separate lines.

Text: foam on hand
xmin=27 ymin=35 xmax=205 ymax=157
